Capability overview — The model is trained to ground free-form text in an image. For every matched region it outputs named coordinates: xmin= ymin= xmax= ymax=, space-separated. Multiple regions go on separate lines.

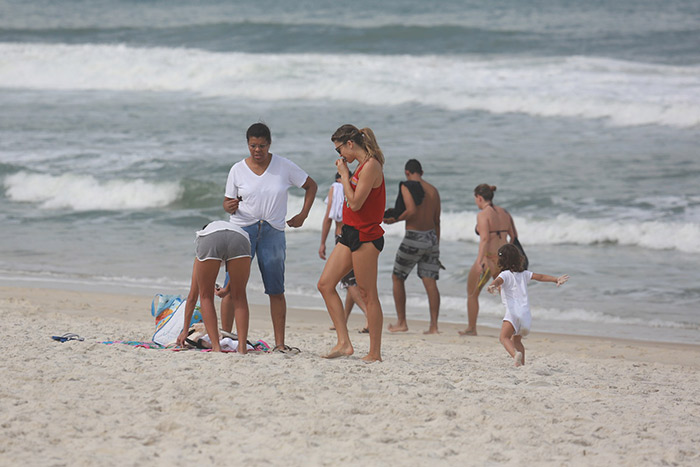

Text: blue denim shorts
xmin=243 ymin=220 xmax=286 ymax=295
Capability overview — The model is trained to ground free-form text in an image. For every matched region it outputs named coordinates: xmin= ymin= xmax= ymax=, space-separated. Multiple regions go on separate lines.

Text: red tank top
xmin=343 ymin=160 xmax=386 ymax=242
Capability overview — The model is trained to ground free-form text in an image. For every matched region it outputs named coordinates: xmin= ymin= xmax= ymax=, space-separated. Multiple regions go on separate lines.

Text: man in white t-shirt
xmin=221 ymin=123 xmax=317 ymax=353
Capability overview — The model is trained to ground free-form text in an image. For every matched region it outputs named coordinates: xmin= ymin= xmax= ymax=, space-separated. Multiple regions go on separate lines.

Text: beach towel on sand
xmin=184 ymin=324 xmax=258 ymax=351
xmin=151 ymin=294 xmax=202 ymax=346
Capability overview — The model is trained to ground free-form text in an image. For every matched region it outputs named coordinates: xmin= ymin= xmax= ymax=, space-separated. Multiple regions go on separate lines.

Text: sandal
xmin=51 ymin=333 xmax=85 ymax=343
xmin=272 ymin=344 xmax=301 ymax=354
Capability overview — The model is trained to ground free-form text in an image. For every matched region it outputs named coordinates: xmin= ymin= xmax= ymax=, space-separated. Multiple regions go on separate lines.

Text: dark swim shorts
xmin=335 ymin=235 xmax=357 ymax=288
xmin=338 ymin=224 xmax=384 ymax=253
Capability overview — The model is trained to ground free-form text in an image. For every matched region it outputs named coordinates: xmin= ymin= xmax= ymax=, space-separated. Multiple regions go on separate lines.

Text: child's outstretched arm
xmin=487 ymin=277 xmax=504 ymax=295
xmin=531 ymin=273 xmax=569 ymax=286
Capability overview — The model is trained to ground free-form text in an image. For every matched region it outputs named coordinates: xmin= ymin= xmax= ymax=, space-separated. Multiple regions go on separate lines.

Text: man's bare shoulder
xmin=420 ymin=179 xmax=440 ymax=195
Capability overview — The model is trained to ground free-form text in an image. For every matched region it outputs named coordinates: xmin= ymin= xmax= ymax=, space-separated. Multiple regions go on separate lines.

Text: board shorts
xmin=195 ymin=230 xmax=251 ymax=263
xmin=335 ymin=235 xmax=357 ymax=288
xmin=338 ymin=224 xmax=384 ymax=253
xmin=393 ymin=229 xmax=440 ymax=281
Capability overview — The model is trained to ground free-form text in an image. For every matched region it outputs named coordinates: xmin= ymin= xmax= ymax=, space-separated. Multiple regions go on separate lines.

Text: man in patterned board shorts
xmin=384 ymin=159 xmax=442 ymax=334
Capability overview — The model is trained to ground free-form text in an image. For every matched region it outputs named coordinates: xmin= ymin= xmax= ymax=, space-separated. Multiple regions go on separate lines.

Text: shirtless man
xmin=385 ymin=159 xmax=442 ymax=334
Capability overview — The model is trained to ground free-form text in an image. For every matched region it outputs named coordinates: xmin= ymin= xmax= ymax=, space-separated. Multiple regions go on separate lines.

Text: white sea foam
xmin=3 ymin=171 xmax=183 ymax=211
xmin=405 ymin=294 xmax=699 ymax=331
xmin=287 ymin=196 xmax=700 ymax=253
xmin=1 ymin=43 xmax=699 ymax=128
xmin=433 ymin=211 xmax=700 ymax=254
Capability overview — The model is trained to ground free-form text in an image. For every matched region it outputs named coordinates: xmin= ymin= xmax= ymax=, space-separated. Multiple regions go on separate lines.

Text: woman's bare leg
xmin=226 ymin=257 xmax=251 ymax=354
xmin=460 ymin=261 xmax=482 ymax=335
xmin=347 ymin=285 xmax=369 ymax=329
xmin=351 ymin=242 xmax=383 ymax=362
xmin=317 ymin=244 xmax=354 ymax=358
xmin=194 ymin=259 xmax=223 ymax=352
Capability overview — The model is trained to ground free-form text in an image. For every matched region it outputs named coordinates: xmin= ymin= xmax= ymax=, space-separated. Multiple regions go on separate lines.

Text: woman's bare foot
xmin=361 ymin=354 xmax=382 ymax=363
xmin=423 ymin=327 xmax=439 ymax=335
xmin=388 ymin=322 xmax=408 ymax=332
xmin=458 ymin=328 xmax=477 ymax=336
xmin=322 ymin=344 xmax=354 ymax=359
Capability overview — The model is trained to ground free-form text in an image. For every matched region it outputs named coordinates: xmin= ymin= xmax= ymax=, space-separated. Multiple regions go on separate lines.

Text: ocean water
xmin=1 ymin=0 xmax=699 ymax=344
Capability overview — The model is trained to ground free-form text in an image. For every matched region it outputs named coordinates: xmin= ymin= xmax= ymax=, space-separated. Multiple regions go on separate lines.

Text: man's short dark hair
xmin=405 ymin=159 xmax=423 ymax=175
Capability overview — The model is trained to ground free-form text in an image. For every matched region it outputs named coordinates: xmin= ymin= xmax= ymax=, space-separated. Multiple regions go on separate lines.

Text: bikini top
xmin=475 ymin=204 xmax=510 ymax=238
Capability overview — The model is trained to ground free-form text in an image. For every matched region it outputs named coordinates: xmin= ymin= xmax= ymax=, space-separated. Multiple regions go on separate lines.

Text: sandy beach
xmin=1 ymin=285 xmax=699 ymax=466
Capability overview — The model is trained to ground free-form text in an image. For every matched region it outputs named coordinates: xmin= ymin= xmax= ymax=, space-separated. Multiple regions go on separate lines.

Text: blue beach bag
xmin=151 ymin=294 xmax=202 ymax=346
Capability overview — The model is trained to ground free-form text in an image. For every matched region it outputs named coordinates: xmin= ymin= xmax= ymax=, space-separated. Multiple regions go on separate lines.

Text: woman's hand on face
xmin=335 ymin=157 xmax=349 ymax=177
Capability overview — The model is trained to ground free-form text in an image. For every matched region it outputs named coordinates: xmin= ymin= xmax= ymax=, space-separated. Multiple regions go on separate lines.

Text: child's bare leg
xmin=512 ymin=335 xmax=525 ymax=365
xmin=499 ymin=321 xmax=516 ymax=358
xmin=500 ymin=321 xmax=523 ymax=366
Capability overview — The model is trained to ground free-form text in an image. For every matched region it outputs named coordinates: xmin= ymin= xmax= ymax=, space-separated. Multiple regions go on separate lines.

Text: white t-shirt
xmin=224 ymin=154 xmax=309 ymax=231
xmin=498 ymin=269 xmax=534 ymax=336
xmin=325 ymin=181 xmax=344 ymax=223
xmin=195 ymin=220 xmax=250 ymax=242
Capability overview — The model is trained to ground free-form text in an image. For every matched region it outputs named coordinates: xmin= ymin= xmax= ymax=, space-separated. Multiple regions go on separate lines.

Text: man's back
xmin=405 ymin=179 xmax=440 ymax=232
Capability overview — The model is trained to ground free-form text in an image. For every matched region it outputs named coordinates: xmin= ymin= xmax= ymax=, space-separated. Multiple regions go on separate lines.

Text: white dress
xmin=498 ymin=270 xmax=534 ymax=336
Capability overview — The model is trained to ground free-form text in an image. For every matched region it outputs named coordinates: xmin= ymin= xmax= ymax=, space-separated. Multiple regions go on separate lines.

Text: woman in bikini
xmin=317 ymin=124 xmax=386 ymax=362
xmin=459 ymin=184 xmax=518 ymax=336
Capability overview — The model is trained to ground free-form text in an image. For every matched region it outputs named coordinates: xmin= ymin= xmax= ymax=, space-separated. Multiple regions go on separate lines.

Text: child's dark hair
xmin=497 ymin=243 xmax=525 ymax=272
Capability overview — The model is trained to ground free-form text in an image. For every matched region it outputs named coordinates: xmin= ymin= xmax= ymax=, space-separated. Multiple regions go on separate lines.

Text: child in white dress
xmin=487 ymin=244 xmax=569 ymax=366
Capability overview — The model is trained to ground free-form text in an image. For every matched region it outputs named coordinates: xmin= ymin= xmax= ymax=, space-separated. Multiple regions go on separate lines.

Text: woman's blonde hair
xmin=331 ymin=124 xmax=384 ymax=166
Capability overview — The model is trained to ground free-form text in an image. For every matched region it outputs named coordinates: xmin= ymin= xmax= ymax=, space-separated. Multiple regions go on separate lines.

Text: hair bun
xmin=490 ymin=185 xmax=497 ymax=192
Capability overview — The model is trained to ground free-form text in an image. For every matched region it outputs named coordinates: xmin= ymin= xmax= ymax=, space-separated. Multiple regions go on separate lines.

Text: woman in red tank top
xmin=317 ymin=124 xmax=386 ymax=363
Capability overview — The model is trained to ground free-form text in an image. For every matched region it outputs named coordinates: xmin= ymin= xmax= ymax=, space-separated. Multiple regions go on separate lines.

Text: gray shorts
xmin=393 ymin=229 xmax=440 ymax=281
xmin=195 ymin=230 xmax=251 ymax=262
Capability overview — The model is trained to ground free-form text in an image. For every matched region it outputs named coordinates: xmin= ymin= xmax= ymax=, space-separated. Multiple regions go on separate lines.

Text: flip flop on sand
xmin=51 ymin=333 xmax=85 ymax=343
xmin=273 ymin=344 xmax=301 ymax=355
xmin=358 ymin=328 xmax=369 ymax=334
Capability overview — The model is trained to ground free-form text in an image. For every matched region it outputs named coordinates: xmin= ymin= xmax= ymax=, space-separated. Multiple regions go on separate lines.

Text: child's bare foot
xmin=458 ymin=328 xmax=477 ymax=336
xmin=514 ymin=351 xmax=523 ymax=367
xmin=388 ymin=322 xmax=408 ymax=332
xmin=423 ymin=327 xmax=439 ymax=335
xmin=322 ymin=344 xmax=353 ymax=359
